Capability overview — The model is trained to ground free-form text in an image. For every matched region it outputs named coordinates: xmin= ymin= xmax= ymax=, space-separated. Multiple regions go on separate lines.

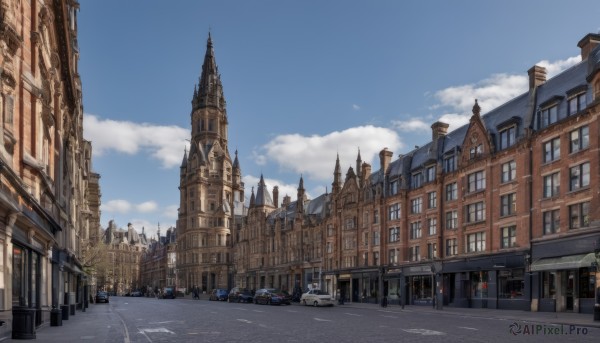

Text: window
xmin=410 ymin=222 xmax=422 ymax=240
xmin=467 ymin=171 xmax=485 ymax=192
xmin=388 ymin=203 xmax=400 ymax=220
xmin=446 ymin=238 xmax=457 ymax=257
xmin=389 ymin=179 xmax=399 ymax=195
xmin=498 ymin=269 xmax=524 ymax=299
xmin=445 ymin=211 xmax=458 ymax=229
xmin=470 ymin=144 xmax=483 ymax=159
xmin=542 ymin=271 xmax=556 ymax=298
xmin=373 ymin=252 xmax=379 ymax=265
xmin=409 ymin=246 xmax=420 ymax=262
xmin=362 ymin=232 xmax=369 ymax=247
xmin=410 ymin=198 xmax=422 ymax=214
xmin=500 ymin=193 xmax=516 ymax=216
xmin=540 ymin=105 xmax=558 ymax=128
xmin=427 ymin=243 xmax=437 ymax=259
xmin=444 ymin=155 xmax=456 ymax=173
xmin=389 ymin=227 xmax=400 ymax=243
xmin=426 ymin=165 xmax=436 ymax=182
xmin=4 ymin=94 xmax=14 ymax=125
xmin=466 ymin=201 xmax=485 ymax=223
xmin=372 ymin=231 xmax=380 ymax=246
xmin=389 ymin=249 xmax=398 ymax=265
xmin=543 ymin=209 xmax=560 ymax=234
xmin=344 ymin=217 xmax=356 ymax=230
xmin=445 ymin=182 xmax=457 ymax=201
xmin=467 ymin=232 xmax=486 ymax=253
xmin=373 ymin=210 xmax=379 ymax=224
xmin=569 ymin=202 xmax=590 ymax=229
xmin=501 ymin=226 xmax=516 ymax=248
xmin=570 ymin=126 xmax=589 ymax=153
xmin=326 ymin=242 xmax=332 ymax=253
xmin=428 ymin=218 xmax=437 ymax=235
xmin=543 ymin=172 xmax=560 ymax=198
xmin=411 ymin=172 xmax=422 ymax=189
xmin=427 ymin=191 xmax=437 ymax=209
xmin=499 ymin=126 xmax=516 ymax=149
xmin=362 ymin=252 xmax=368 ymax=266
xmin=327 ymin=224 xmax=334 ymax=237
xmin=501 ymin=161 xmax=516 ymax=183
xmin=569 ymin=162 xmax=590 ymax=191
xmin=543 ymin=137 xmax=560 ymax=163
xmin=568 ymin=93 xmax=587 ymax=115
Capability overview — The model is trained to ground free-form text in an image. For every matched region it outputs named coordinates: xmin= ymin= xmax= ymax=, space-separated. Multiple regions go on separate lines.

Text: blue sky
xmin=78 ymin=0 xmax=600 ymax=238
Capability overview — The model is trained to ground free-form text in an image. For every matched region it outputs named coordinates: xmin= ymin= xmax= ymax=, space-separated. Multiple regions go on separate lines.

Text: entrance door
xmin=566 ymin=270 xmax=574 ymax=311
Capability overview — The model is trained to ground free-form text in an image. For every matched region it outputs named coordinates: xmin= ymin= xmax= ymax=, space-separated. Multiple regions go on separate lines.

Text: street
xmin=81 ymin=296 xmax=600 ymax=343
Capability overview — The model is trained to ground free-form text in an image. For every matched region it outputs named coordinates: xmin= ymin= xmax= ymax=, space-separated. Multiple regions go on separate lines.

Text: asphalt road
xmin=102 ymin=296 xmax=600 ymax=343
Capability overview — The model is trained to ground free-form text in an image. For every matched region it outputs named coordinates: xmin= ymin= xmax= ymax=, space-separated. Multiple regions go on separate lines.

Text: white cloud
xmin=352 ymin=104 xmax=361 ymax=111
xmin=428 ymin=56 xmax=581 ymax=131
xmin=83 ymin=114 xmax=190 ymax=168
xmin=101 ymin=199 xmax=132 ymax=214
xmin=391 ymin=118 xmax=431 ymax=132
xmin=163 ymin=205 xmax=179 ymax=219
xmin=136 ymin=201 xmax=158 ymax=213
xmin=258 ymin=125 xmax=402 ymax=181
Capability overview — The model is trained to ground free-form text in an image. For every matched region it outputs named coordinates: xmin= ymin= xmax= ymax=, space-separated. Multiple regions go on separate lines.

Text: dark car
xmin=253 ymin=288 xmax=291 ymax=305
xmin=95 ymin=291 xmax=109 ymax=303
xmin=209 ymin=289 xmax=228 ymax=301
xmin=228 ymin=287 xmax=253 ymax=303
xmin=130 ymin=291 xmax=142 ymax=297
xmin=162 ymin=287 xmax=175 ymax=299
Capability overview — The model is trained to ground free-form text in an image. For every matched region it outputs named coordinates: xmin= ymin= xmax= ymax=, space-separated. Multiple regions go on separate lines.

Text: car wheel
xmin=313 ymin=301 xmax=318 ymax=307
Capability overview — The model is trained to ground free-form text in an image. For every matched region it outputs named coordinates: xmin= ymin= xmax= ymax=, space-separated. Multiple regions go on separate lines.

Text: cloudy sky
xmin=78 ymin=0 xmax=600 ymax=238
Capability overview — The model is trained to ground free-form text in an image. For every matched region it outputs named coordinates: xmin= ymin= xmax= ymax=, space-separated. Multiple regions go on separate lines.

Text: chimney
xmin=578 ymin=33 xmax=600 ymax=60
xmin=272 ymin=186 xmax=279 ymax=208
xmin=282 ymin=195 xmax=291 ymax=207
xmin=527 ymin=65 xmax=547 ymax=90
xmin=362 ymin=162 xmax=371 ymax=180
xmin=379 ymin=148 xmax=393 ymax=174
xmin=431 ymin=121 xmax=449 ymax=142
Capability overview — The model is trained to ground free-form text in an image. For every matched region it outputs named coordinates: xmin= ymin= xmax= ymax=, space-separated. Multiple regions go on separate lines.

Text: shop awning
xmin=530 ymin=253 xmax=597 ymax=272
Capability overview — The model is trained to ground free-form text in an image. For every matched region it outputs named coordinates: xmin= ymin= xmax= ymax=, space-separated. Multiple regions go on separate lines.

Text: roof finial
xmin=472 ymin=99 xmax=481 ymax=117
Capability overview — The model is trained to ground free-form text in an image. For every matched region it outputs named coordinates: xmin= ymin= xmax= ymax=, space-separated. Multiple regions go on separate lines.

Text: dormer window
xmin=411 ymin=172 xmax=422 ymax=189
xmin=425 ymin=165 xmax=436 ymax=182
xmin=568 ymin=93 xmax=587 ymax=115
xmin=443 ymin=155 xmax=456 ymax=173
xmin=499 ymin=126 xmax=516 ymax=150
xmin=539 ymin=104 xmax=558 ymax=129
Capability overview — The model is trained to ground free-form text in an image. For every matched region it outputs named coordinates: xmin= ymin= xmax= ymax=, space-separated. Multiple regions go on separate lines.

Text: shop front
xmin=402 ymin=265 xmax=434 ymax=306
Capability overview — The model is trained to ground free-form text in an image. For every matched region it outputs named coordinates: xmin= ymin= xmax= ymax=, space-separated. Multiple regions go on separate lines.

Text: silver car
xmin=301 ymin=289 xmax=334 ymax=307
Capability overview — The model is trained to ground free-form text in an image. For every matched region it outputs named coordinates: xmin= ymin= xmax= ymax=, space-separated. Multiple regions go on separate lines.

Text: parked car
xmin=209 ymin=288 xmax=229 ymax=301
xmin=301 ymin=289 xmax=335 ymax=307
xmin=95 ymin=291 xmax=109 ymax=303
xmin=253 ymin=288 xmax=291 ymax=305
xmin=228 ymin=288 xmax=254 ymax=303
xmin=130 ymin=291 xmax=143 ymax=297
xmin=162 ymin=287 xmax=176 ymax=299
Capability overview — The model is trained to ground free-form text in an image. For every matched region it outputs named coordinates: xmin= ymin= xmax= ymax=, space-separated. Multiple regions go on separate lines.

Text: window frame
xmin=543 ymin=137 xmax=561 ymax=163
xmin=501 ymin=160 xmax=516 ymax=183
xmin=543 ymin=172 xmax=560 ymax=198
xmin=569 ymin=125 xmax=589 ymax=153
xmin=500 ymin=225 xmax=517 ymax=249
xmin=569 ymin=162 xmax=590 ymax=191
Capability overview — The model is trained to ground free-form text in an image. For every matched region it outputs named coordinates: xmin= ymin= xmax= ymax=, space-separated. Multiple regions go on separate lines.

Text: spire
xmin=255 ymin=174 xmax=274 ymax=207
xmin=356 ymin=147 xmax=362 ymax=179
xmin=233 ymin=149 xmax=240 ymax=169
xmin=332 ymin=153 xmax=342 ymax=193
xmin=249 ymin=187 xmax=256 ymax=207
xmin=195 ymin=33 xmax=226 ymax=110
xmin=298 ymin=174 xmax=305 ymax=191
xmin=297 ymin=175 xmax=306 ymax=212
xmin=472 ymin=99 xmax=481 ymax=117
xmin=180 ymin=147 xmax=188 ymax=169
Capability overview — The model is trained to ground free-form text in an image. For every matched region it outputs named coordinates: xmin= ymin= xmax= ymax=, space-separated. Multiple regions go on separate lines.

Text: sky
xmin=78 ymin=0 xmax=600 ymax=238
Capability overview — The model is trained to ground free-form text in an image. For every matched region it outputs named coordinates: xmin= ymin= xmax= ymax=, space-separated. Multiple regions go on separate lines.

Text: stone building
xmin=232 ymin=32 xmax=600 ymax=314
xmin=140 ymin=227 xmax=177 ymax=295
xmin=99 ymin=221 xmax=148 ymax=295
xmin=0 ymin=0 xmax=98 ymax=338
xmin=176 ymin=34 xmax=245 ymax=293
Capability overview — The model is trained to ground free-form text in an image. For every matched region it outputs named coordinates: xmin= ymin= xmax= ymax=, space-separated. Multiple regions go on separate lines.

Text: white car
xmin=301 ymin=289 xmax=335 ymax=307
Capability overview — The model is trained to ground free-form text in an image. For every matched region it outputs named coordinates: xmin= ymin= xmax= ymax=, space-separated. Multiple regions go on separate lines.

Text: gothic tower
xmin=176 ymin=34 xmax=243 ymax=292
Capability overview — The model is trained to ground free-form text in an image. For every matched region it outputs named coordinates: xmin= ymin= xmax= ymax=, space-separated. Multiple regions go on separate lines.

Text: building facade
xmin=176 ymin=34 xmax=245 ymax=293
xmin=230 ymin=33 xmax=600 ymax=314
xmin=140 ymin=227 xmax=176 ymax=295
xmin=0 ymin=0 xmax=98 ymax=338
xmin=98 ymin=221 xmax=147 ymax=295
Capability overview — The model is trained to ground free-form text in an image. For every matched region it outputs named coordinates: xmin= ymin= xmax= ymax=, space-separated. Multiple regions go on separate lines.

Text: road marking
xmin=237 ymin=319 xmax=253 ymax=324
xmin=458 ymin=327 xmax=478 ymax=331
xmin=139 ymin=328 xmax=175 ymax=334
xmin=402 ymin=329 xmax=445 ymax=336
xmin=252 ymin=310 xmax=265 ymax=313
xmin=149 ymin=321 xmax=176 ymax=324
xmin=344 ymin=313 xmax=362 ymax=316
xmin=314 ymin=318 xmax=332 ymax=322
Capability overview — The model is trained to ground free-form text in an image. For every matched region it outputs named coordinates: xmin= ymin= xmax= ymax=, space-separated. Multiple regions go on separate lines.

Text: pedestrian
xmin=339 ymin=288 xmax=345 ymax=305
xmin=381 ymin=295 xmax=388 ymax=308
